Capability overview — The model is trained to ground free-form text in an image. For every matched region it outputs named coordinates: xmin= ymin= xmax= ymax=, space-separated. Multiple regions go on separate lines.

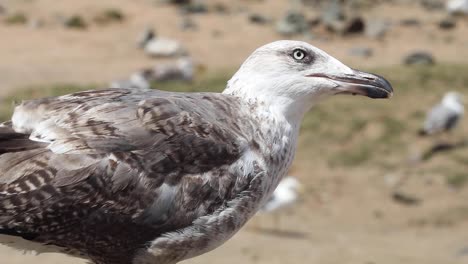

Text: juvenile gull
xmin=0 ymin=40 xmax=393 ymax=264
xmin=419 ymin=91 xmax=464 ymax=136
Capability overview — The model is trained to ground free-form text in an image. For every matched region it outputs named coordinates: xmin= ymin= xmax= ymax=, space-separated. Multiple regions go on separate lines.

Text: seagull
xmin=257 ymin=176 xmax=301 ymax=230
xmin=261 ymin=176 xmax=301 ymax=213
xmin=419 ymin=91 xmax=464 ymax=136
xmin=144 ymin=37 xmax=186 ymax=57
xmin=447 ymin=0 xmax=468 ymax=14
xmin=137 ymin=28 xmax=186 ymax=57
xmin=110 ymin=70 xmax=152 ymax=90
xmin=137 ymin=27 xmax=155 ymax=49
xmin=0 ymin=40 xmax=393 ymax=264
xmin=110 ymin=57 xmax=194 ymax=90
xmin=147 ymin=57 xmax=195 ymax=82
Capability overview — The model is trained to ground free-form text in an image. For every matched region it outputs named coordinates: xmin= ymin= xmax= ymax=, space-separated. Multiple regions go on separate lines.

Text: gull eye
xmin=292 ymin=49 xmax=306 ymax=61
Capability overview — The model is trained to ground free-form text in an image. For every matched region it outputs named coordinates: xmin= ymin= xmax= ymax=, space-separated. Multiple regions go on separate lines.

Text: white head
xmin=442 ymin=91 xmax=464 ymax=113
xmin=278 ymin=176 xmax=301 ymax=192
xmin=224 ymin=40 xmax=393 ymax=121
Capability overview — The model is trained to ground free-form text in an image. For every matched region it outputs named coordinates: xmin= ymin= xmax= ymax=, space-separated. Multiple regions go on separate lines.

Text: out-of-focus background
xmin=0 ymin=0 xmax=468 ymax=263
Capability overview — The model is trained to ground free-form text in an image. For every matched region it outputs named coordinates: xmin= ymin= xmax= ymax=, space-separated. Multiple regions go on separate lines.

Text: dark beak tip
xmin=366 ymin=74 xmax=394 ymax=99
xmin=307 ymin=70 xmax=394 ymax=99
xmin=365 ymin=85 xmax=393 ymax=99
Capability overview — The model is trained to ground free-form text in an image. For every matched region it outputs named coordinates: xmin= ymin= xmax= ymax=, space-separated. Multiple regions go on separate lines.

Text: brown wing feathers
xmin=0 ymin=89 xmax=250 ymax=263
xmin=0 ymin=126 xmax=46 ymax=154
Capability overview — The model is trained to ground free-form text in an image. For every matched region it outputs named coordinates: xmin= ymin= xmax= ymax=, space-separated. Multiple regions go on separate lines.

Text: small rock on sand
xmin=404 ymin=51 xmax=435 ymax=65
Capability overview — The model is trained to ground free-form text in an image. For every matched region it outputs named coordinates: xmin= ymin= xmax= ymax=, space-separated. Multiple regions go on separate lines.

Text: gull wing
xmin=0 ymin=89 xmax=257 ymax=263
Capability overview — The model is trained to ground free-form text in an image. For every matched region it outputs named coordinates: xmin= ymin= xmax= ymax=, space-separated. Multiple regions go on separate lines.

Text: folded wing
xmin=0 ymin=88 xmax=254 ymax=263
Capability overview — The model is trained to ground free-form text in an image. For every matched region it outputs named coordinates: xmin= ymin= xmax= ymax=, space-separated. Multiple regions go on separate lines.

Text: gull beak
xmin=308 ymin=69 xmax=394 ymax=99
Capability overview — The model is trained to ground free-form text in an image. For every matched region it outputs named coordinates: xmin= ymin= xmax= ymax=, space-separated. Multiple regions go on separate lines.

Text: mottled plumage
xmin=0 ymin=40 xmax=393 ymax=264
xmin=2 ymin=89 xmax=269 ymax=264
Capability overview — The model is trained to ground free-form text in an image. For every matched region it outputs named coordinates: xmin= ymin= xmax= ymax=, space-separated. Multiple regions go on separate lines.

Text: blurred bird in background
xmin=257 ymin=176 xmax=302 ymax=230
xmin=419 ymin=91 xmax=464 ymax=136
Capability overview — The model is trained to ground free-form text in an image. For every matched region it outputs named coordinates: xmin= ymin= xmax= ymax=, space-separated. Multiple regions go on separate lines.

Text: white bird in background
xmin=257 ymin=176 xmax=302 ymax=230
xmin=261 ymin=176 xmax=301 ymax=212
xmin=447 ymin=0 xmax=468 ymax=14
xmin=150 ymin=57 xmax=194 ymax=82
xmin=419 ymin=91 xmax=464 ymax=136
xmin=138 ymin=27 xmax=186 ymax=57
xmin=110 ymin=57 xmax=195 ymax=90
xmin=110 ymin=71 xmax=152 ymax=90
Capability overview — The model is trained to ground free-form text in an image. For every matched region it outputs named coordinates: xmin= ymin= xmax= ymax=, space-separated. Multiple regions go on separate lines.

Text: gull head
xmin=442 ymin=91 xmax=464 ymax=113
xmin=224 ymin=40 xmax=393 ymax=120
xmin=278 ymin=176 xmax=301 ymax=193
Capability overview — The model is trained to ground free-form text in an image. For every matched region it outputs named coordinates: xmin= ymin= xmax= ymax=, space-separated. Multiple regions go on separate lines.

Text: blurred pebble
xmin=392 ymin=191 xmax=422 ymax=206
xmin=180 ymin=2 xmax=208 ymax=14
xmin=438 ymin=17 xmax=456 ymax=29
xmin=349 ymin=46 xmax=373 ymax=58
xmin=4 ymin=12 xmax=28 ymax=25
xmin=456 ymin=246 xmax=468 ymax=258
xmin=0 ymin=4 xmax=6 ymax=15
xmin=160 ymin=0 xmax=191 ymax=5
xmin=365 ymin=19 xmax=390 ymax=39
xmin=63 ymin=15 xmax=87 ymax=29
xmin=322 ymin=0 xmax=365 ymax=36
xmin=179 ymin=16 xmax=198 ymax=31
xmin=93 ymin=8 xmax=125 ymax=25
xmin=404 ymin=51 xmax=435 ymax=65
xmin=213 ymin=3 xmax=229 ymax=14
xmin=373 ymin=209 xmax=384 ymax=219
xmin=212 ymin=29 xmax=223 ymax=38
xmin=276 ymin=10 xmax=308 ymax=35
xmin=322 ymin=0 xmax=345 ymax=31
xmin=384 ymin=173 xmax=399 ymax=187
xmin=28 ymin=18 xmax=44 ymax=29
xmin=400 ymin=18 xmax=421 ymax=27
xmin=344 ymin=17 xmax=365 ymax=35
xmin=421 ymin=0 xmax=445 ymax=10
xmin=248 ymin=13 xmax=270 ymax=25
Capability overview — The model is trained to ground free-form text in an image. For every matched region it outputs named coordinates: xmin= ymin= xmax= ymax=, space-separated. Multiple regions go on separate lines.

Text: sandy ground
xmin=0 ymin=0 xmax=467 ymax=97
xmin=0 ymin=0 xmax=468 ymax=264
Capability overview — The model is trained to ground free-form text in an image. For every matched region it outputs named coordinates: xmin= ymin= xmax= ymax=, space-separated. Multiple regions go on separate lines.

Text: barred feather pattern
xmin=0 ymin=88 xmax=295 ymax=264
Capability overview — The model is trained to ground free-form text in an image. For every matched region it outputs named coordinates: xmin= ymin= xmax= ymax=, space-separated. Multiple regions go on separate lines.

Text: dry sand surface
xmin=0 ymin=0 xmax=467 ymax=96
xmin=0 ymin=0 xmax=468 ymax=264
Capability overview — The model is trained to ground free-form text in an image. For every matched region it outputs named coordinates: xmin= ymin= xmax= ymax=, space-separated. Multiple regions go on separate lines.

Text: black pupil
xmin=295 ymin=51 xmax=304 ymax=59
